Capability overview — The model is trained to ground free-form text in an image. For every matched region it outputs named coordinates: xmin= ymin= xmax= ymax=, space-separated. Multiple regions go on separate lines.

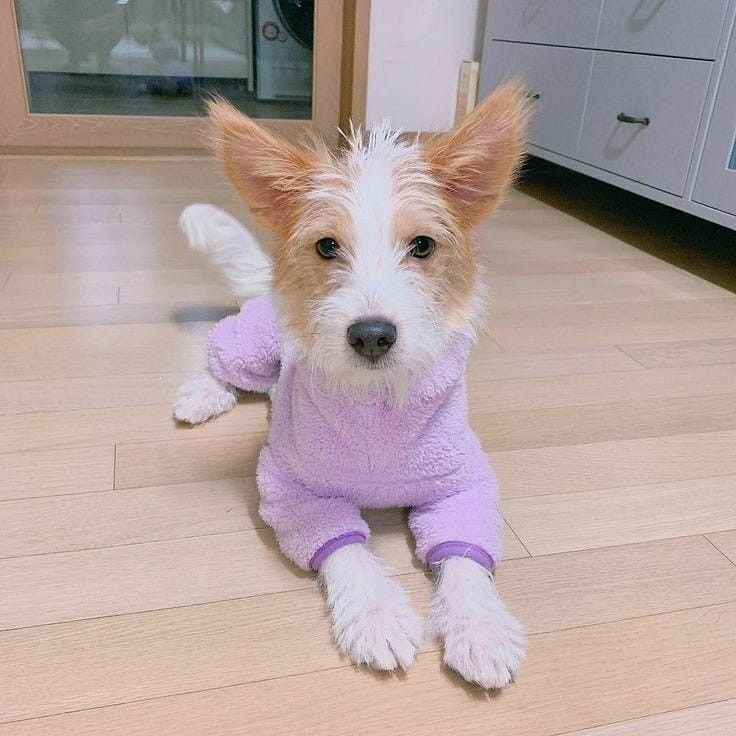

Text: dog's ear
xmin=207 ymin=98 xmax=318 ymax=232
xmin=423 ymin=79 xmax=531 ymax=227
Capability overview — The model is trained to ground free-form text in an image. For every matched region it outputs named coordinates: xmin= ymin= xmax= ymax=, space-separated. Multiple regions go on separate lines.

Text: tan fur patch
xmin=423 ymin=79 xmax=532 ymax=228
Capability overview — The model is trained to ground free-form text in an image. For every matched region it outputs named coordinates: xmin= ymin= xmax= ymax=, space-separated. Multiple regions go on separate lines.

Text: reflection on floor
xmin=26 ymin=71 xmax=311 ymax=119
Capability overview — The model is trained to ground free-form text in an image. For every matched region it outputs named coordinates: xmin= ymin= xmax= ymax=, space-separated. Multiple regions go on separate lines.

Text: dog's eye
xmin=315 ymin=237 xmax=340 ymax=259
xmin=409 ymin=235 xmax=436 ymax=259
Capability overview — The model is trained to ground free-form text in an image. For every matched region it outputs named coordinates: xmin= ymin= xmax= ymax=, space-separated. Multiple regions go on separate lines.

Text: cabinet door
xmin=579 ymin=52 xmax=712 ymax=196
xmin=480 ymin=41 xmax=594 ymax=157
xmin=694 ymin=35 xmax=736 ymax=216
xmin=486 ymin=0 xmax=603 ymax=47
xmin=597 ymin=0 xmax=729 ymax=60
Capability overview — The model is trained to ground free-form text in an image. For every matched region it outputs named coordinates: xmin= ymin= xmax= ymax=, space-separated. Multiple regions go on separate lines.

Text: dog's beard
xmin=280 ymin=272 xmax=485 ymax=404
xmin=306 ymin=346 xmax=437 ymax=404
xmin=299 ymin=315 xmax=450 ymax=405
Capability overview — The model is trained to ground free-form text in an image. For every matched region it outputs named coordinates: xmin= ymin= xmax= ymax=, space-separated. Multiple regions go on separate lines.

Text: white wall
xmin=364 ymin=0 xmax=486 ymax=132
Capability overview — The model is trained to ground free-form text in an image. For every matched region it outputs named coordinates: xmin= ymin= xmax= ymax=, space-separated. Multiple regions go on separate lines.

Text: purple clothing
xmin=208 ymin=296 xmax=502 ymax=572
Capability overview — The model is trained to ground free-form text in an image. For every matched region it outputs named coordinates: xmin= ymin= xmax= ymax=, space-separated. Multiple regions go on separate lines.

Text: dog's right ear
xmin=423 ymin=79 xmax=531 ymax=228
xmin=207 ymin=99 xmax=318 ymax=232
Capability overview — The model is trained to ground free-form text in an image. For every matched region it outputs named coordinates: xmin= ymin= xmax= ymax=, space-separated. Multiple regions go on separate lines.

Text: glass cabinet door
xmin=13 ymin=0 xmax=313 ymax=119
xmin=694 ymin=32 xmax=736 ymax=216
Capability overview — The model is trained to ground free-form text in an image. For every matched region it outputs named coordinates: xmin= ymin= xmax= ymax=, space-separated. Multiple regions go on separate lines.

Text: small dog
xmin=175 ymin=81 xmax=530 ymax=688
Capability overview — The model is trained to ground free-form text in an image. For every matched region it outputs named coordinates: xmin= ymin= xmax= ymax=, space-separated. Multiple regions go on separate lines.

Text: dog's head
xmin=209 ymin=82 xmax=529 ymax=398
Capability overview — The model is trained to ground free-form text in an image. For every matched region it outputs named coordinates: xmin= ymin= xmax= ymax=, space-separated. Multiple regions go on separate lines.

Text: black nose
xmin=347 ymin=320 xmax=397 ymax=360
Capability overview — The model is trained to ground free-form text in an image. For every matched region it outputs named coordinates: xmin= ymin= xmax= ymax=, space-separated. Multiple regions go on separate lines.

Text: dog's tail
xmin=179 ymin=203 xmax=272 ymax=299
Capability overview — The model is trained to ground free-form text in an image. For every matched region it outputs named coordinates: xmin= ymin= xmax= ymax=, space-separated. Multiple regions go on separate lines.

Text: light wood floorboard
xmin=0 ymin=446 xmax=113 ymax=501
xmin=618 ymin=337 xmax=736 ymax=368
xmin=566 ymin=699 xmax=736 ymax=736
xmin=503 ymin=475 xmax=736 ymax=555
xmin=493 ymin=429 xmax=736 ymax=497
xmin=481 ymin=392 xmax=736 ymax=451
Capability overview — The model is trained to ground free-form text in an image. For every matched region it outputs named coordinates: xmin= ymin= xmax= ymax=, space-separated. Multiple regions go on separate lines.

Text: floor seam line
xmin=549 ymin=696 xmax=736 ymax=736
xmin=703 ymin=534 xmax=736 ymax=567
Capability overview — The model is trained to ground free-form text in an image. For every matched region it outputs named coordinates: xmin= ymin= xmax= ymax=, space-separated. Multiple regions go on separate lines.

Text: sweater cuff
xmin=425 ymin=541 xmax=494 ymax=570
xmin=309 ymin=532 xmax=367 ymax=571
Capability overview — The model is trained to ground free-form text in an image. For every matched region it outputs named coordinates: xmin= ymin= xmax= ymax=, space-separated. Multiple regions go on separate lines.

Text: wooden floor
xmin=1 ymin=155 xmax=735 ymax=735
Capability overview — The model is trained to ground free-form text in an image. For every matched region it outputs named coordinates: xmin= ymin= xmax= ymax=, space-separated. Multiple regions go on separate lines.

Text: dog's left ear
xmin=424 ymin=79 xmax=531 ymax=227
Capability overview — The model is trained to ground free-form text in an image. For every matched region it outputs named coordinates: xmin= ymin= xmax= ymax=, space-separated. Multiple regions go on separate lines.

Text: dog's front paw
xmin=429 ymin=556 xmax=525 ymax=689
xmin=438 ymin=600 xmax=525 ymax=689
xmin=319 ymin=544 xmax=423 ymax=671
xmin=174 ymin=371 xmax=237 ymax=424
xmin=334 ymin=579 xmax=424 ymax=671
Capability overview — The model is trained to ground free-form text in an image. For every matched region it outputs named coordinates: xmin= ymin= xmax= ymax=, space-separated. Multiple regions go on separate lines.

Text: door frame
xmin=0 ymin=0 xmax=345 ymax=151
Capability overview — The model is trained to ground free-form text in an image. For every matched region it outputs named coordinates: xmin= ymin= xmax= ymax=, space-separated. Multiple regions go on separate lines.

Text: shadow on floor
xmin=517 ymin=157 xmax=736 ymax=294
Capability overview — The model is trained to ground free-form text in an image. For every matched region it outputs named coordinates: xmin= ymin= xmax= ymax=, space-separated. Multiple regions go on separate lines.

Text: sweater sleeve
xmin=207 ymin=295 xmax=281 ymax=393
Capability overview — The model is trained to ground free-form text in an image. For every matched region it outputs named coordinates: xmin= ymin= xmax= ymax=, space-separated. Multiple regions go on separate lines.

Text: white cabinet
xmin=480 ymin=1 xmax=736 ymax=229
xmin=694 ymin=34 xmax=736 ymax=216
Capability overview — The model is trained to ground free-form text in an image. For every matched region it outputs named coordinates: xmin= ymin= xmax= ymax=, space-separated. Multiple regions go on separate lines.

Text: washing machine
xmin=254 ymin=0 xmax=313 ymax=101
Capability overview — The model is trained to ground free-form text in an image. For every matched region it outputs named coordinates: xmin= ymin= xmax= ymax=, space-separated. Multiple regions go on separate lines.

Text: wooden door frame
xmin=0 ymin=0 xmax=347 ymax=151
xmin=339 ymin=0 xmax=370 ymax=132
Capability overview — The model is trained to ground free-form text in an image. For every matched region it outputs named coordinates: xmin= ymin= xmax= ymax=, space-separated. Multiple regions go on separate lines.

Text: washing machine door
xmin=274 ymin=0 xmax=314 ymax=50
xmin=254 ymin=0 xmax=314 ymax=102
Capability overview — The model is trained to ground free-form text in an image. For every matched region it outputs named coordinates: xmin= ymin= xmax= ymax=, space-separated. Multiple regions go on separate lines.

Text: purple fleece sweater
xmin=208 ymin=296 xmax=502 ymax=572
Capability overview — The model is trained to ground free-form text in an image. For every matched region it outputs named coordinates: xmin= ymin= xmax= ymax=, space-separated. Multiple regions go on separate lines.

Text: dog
xmin=174 ymin=81 xmax=530 ymax=688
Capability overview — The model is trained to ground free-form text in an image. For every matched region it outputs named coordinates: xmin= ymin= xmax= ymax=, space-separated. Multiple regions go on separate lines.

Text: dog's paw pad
xmin=441 ymin=609 xmax=525 ymax=689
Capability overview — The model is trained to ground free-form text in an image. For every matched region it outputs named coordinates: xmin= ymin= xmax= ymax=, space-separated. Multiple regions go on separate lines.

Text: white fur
xmin=179 ymin=203 xmax=272 ymax=299
xmin=173 ymin=370 xmax=237 ymax=424
xmin=318 ymin=543 xmax=423 ymax=671
xmin=175 ymin=204 xmax=270 ymax=424
xmin=301 ymin=124 xmax=461 ymax=401
xmin=429 ymin=557 xmax=525 ymax=689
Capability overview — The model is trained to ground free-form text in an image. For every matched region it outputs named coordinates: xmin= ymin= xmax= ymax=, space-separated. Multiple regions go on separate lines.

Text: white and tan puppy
xmin=176 ymin=82 xmax=530 ymax=688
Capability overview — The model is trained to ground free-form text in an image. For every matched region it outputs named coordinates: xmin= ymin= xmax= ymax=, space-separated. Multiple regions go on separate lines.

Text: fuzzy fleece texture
xmin=208 ymin=296 xmax=502 ymax=571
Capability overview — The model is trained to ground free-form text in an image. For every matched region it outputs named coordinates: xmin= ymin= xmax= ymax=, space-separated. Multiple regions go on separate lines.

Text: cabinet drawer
xmin=480 ymin=42 xmax=594 ymax=157
xmin=486 ymin=0 xmax=603 ymax=47
xmin=598 ymin=0 xmax=729 ymax=59
xmin=579 ymin=53 xmax=712 ymax=195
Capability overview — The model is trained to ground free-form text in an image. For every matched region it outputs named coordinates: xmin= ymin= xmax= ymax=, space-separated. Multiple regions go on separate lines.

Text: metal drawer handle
xmin=617 ymin=112 xmax=650 ymax=126
xmin=526 ymin=91 xmax=541 ymax=100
